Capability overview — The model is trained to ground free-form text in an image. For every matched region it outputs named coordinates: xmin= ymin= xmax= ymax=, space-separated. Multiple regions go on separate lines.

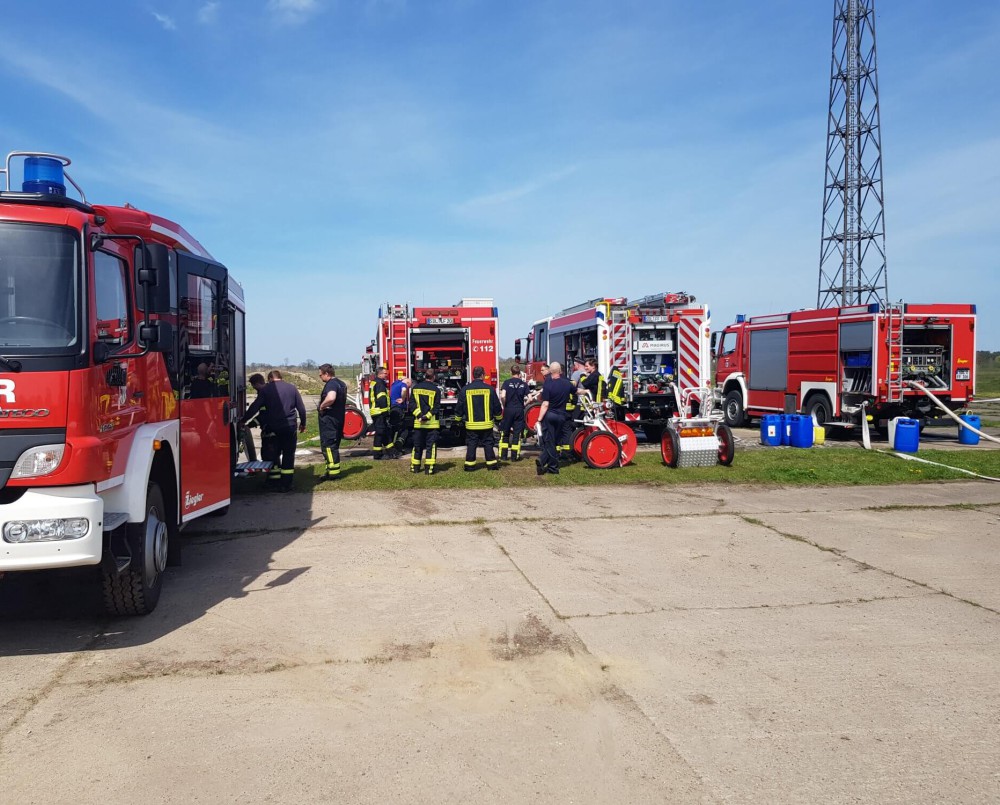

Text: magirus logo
xmin=184 ymin=491 xmax=205 ymax=509
xmin=0 ymin=379 xmax=15 ymax=403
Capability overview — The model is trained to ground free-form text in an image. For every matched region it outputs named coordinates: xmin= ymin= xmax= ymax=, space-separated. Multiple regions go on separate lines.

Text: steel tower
xmin=817 ymin=0 xmax=888 ymax=308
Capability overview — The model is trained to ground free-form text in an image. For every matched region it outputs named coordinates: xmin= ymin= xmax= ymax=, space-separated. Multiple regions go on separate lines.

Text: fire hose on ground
xmin=860 ymin=381 xmax=1000 ymax=483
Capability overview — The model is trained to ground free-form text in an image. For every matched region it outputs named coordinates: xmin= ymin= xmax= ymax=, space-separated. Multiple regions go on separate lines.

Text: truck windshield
xmin=0 ymin=223 xmax=79 ymax=353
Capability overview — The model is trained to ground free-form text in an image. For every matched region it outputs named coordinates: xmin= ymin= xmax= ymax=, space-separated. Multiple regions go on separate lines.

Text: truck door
xmin=177 ymin=254 xmax=231 ymax=520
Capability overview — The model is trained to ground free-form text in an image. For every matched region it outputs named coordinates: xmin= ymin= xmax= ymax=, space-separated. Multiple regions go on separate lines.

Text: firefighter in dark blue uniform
xmin=317 ymin=363 xmax=348 ymax=481
xmin=498 ymin=365 xmax=529 ymax=461
xmin=457 ymin=366 xmax=503 ymax=471
xmin=241 ymin=370 xmax=306 ymax=492
xmin=579 ymin=358 xmax=607 ymax=404
xmin=368 ymin=366 xmax=391 ymax=459
xmin=536 ymin=362 xmax=574 ymax=475
xmin=248 ymin=373 xmax=280 ymax=485
xmin=409 ymin=369 xmax=441 ymax=474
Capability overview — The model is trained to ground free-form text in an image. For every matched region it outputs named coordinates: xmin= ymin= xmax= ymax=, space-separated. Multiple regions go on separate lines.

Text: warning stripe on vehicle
xmin=678 ymin=316 xmax=703 ymax=390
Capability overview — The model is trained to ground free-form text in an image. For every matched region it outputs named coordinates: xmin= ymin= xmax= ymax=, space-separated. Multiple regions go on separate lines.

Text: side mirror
xmin=139 ymin=320 xmax=173 ymax=352
xmin=136 ymin=243 xmax=172 ymax=314
xmin=710 ymin=332 xmax=718 ymax=354
xmin=514 ymin=339 xmax=521 ymax=360
xmin=92 ymin=341 xmax=111 ymax=364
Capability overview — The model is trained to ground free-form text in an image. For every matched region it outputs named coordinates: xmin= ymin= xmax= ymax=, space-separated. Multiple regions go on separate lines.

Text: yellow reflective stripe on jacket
xmin=412 ymin=388 xmax=440 ymax=429
xmin=463 ymin=388 xmax=495 ymax=429
xmin=369 ymin=383 xmax=390 ymax=415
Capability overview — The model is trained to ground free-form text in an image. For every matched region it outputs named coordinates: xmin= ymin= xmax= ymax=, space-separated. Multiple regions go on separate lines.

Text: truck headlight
xmin=10 ymin=444 xmax=65 ymax=479
xmin=3 ymin=518 xmax=90 ymax=543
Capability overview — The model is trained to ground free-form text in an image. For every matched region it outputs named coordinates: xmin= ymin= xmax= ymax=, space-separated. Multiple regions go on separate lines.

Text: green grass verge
xmin=234 ymin=446 xmax=999 ymax=495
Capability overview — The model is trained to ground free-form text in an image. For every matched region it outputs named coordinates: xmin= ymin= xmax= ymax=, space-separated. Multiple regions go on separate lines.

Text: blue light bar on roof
xmin=22 ymin=156 xmax=66 ymax=196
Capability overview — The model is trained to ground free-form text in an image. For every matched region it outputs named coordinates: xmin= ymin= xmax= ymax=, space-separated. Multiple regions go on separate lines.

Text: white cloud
xmin=267 ymin=0 xmax=321 ymax=23
xmin=197 ymin=2 xmax=220 ymax=24
xmin=456 ymin=165 xmax=580 ymax=211
xmin=151 ymin=11 xmax=177 ymax=31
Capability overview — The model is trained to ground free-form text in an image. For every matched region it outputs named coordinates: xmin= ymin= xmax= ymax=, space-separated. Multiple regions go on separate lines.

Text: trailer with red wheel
xmin=571 ymin=392 xmax=639 ymax=469
xmin=660 ymin=388 xmax=735 ymax=468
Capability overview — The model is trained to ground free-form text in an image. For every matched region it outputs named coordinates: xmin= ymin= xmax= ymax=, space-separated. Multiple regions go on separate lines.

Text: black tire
xmin=716 ymin=424 xmax=735 ymax=466
xmin=240 ymin=427 xmax=257 ymax=462
xmin=660 ymin=429 xmax=680 ymax=468
xmin=103 ymin=483 xmax=168 ymax=616
xmin=723 ymin=390 xmax=746 ymax=428
xmin=804 ymin=394 xmax=832 ymax=427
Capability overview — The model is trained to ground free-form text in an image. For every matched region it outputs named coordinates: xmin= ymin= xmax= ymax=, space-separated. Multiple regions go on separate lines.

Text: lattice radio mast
xmin=817 ymin=0 xmax=888 ymax=308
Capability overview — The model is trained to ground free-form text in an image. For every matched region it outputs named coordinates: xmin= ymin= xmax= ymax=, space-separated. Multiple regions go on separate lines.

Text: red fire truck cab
xmin=0 ymin=151 xmax=247 ymax=615
xmin=713 ymin=302 xmax=977 ymax=431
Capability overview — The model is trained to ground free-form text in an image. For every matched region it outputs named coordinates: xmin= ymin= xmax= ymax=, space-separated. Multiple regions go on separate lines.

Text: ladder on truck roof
xmin=384 ymin=303 xmax=411 ymax=378
xmin=885 ymin=303 xmax=904 ymax=403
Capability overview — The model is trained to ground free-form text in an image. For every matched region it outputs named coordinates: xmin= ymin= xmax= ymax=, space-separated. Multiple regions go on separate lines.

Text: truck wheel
xmin=716 ymin=424 xmax=735 ymax=466
xmin=723 ymin=390 xmax=746 ymax=428
xmin=240 ymin=427 xmax=257 ymax=461
xmin=583 ymin=430 xmax=622 ymax=469
xmin=103 ymin=483 xmax=168 ymax=616
xmin=661 ymin=429 xmax=680 ymax=468
xmin=805 ymin=395 xmax=832 ymax=427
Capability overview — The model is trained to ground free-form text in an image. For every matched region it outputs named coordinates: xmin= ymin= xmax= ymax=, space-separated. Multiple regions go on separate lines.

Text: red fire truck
xmin=713 ymin=302 xmax=977 ymax=431
xmin=359 ymin=299 xmax=500 ymax=440
xmin=515 ymin=292 xmax=712 ymax=440
xmin=0 ymin=151 xmax=247 ymax=615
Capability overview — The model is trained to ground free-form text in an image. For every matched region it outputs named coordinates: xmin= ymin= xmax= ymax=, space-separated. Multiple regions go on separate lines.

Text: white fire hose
xmin=860 ymin=382 xmax=1000 ymax=482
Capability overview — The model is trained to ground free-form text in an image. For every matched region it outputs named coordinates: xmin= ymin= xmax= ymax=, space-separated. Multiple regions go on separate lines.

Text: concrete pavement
xmin=1 ymin=481 xmax=999 ymax=803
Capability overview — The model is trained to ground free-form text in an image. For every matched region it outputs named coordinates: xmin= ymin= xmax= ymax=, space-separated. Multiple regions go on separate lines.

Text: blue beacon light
xmin=22 ymin=156 xmax=66 ymax=196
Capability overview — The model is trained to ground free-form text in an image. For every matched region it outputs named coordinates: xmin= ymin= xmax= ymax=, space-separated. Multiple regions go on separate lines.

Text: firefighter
xmin=317 ymin=363 xmax=348 ymax=481
xmin=368 ymin=365 xmax=391 ymax=459
xmin=241 ymin=370 xmax=306 ymax=492
xmin=456 ymin=365 xmax=503 ymax=471
xmin=559 ymin=356 xmax=586 ymax=460
xmin=536 ymin=362 xmax=575 ymax=476
xmin=389 ymin=375 xmax=412 ymax=458
xmin=409 ymin=369 xmax=441 ymax=475
xmin=607 ymin=365 xmax=627 ymax=420
xmin=579 ymin=357 xmax=607 ymax=404
xmin=499 ymin=365 xmax=529 ymax=461
xmin=248 ymin=373 xmax=279 ymax=486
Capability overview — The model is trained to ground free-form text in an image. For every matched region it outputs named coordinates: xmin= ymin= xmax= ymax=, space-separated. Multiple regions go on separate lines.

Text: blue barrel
xmin=760 ymin=414 xmax=782 ymax=447
xmin=958 ymin=414 xmax=981 ymax=446
xmin=780 ymin=414 xmax=792 ymax=446
xmin=789 ymin=414 xmax=814 ymax=448
xmin=893 ymin=419 xmax=920 ymax=453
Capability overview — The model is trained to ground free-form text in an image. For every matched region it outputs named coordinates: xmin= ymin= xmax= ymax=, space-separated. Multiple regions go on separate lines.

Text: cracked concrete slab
xmin=2 ymin=480 xmax=999 ymax=804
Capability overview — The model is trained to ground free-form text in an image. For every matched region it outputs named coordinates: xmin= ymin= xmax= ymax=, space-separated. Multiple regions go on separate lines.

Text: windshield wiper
xmin=0 ymin=356 xmax=23 ymax=372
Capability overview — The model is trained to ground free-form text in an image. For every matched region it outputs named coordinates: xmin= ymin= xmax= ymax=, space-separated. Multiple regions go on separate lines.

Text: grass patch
xmin=234 ymin=446 xmax=999 ymax=495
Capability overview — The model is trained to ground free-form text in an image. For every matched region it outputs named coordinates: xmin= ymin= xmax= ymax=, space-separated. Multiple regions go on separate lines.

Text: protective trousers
xmin=261 ymin=429 xmax=280 ymax=484
xmin=390 ymin=407 xmax=410 ymax=451
xmin=319 ymin=415 xmax=342 ymax=478
xmin=372 ymin=414 xmax=390 ymax=458
xmin=539 ymin=411 xmax=566 ymax=473
xmin=498 ymin=408 xmax=525 ymax=460
xmin=272 ymin=426 xmax=297 ymax=490
xmin=411 ymin=429 xmax=439 ymax=474
xmin=465 ymin=429 xmax=498 ymax=470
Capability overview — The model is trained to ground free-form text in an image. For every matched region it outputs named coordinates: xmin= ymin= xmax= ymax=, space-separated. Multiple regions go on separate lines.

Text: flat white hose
xmin=907 ymin=382 xmax=1000 ymax=445
xmin=879 ymin=450 xmax=1000 ymax=482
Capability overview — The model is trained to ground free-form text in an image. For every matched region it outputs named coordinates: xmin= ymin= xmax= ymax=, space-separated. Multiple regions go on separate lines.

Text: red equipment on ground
xmin=713 ymin=303 xmax=977 ymax=432
xmin=0 ymin=150 xmax=248 ymax=615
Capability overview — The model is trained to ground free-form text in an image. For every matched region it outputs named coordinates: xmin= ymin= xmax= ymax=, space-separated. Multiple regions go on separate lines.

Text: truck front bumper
xmin=0 ymin=485 xmax=104 ymax=571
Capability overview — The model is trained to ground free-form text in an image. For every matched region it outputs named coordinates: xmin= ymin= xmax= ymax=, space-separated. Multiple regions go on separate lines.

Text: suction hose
xmin=906 ymin=381 xmax=1000 ymax=445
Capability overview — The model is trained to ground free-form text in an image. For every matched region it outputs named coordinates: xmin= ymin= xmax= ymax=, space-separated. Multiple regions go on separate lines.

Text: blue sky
xmin=2 ymin=0 xmax=998 ymax=362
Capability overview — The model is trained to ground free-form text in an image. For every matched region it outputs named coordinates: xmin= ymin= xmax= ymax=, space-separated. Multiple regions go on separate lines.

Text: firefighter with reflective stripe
xmin=317 ymin=363 xmax=348 ymax=482
xmin=456 ymin=365 xmax=503 ymax=471
xmin=368 ymin=366 xmax=391 ymax=459
xmin=579 ymin=357 xmax=606 ymax=403
xmin=498 ymin=365 xmax=529 ymax=461
xmin=409 ymin=368 xmax=441 ymax=475
xmin=607 ymin=365 xmax=627 ymax=420
xmin=241 ymin=370 xmax=306 ymax=492
xmin=559 ymin=356 xmax=585 ymax=459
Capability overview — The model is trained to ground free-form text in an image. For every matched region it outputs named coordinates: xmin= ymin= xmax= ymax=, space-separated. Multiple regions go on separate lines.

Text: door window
xmin=94 ymin=251 xmax=130 ymax=347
